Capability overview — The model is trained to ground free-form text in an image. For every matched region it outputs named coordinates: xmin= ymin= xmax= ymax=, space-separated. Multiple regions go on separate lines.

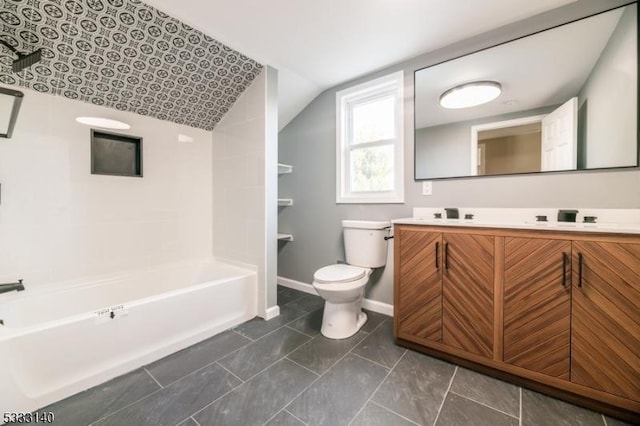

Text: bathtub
xmin=0 ymin=258 xmax=257 ymax=415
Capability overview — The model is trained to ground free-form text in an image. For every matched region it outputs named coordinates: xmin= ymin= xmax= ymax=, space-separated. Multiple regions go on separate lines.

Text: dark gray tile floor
xmin=38 ymin=286 xmax=634 ymax=426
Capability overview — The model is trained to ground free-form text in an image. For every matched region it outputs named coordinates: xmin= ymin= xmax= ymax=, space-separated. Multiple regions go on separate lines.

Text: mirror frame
xmin=413 ymin=3 xmax=639 ymax=181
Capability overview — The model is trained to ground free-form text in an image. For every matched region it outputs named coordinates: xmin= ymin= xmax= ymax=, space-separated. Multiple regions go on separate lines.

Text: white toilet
xmin=312 ymin=220 xmax=390 ymax=339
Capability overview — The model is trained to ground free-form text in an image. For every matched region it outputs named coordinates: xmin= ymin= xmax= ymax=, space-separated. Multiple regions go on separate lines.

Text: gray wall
xmin=278 ymin=0 xmax=640 ymax=306
xmin=578 ymin=5 xmax=637 ymax=168
xmin=415 ymin=124 xmax=471 ymax=178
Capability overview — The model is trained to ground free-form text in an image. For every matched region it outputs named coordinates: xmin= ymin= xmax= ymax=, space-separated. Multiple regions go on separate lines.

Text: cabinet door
xmin=396 ymin=227 xmax=443 ymax=343
xmin=503 ymin=237 xmax=571 ymax=379
xmin=442 ymin=233 xmax=494 ymax=358
xmin=571 ymin=241 xmax=640 ymax=401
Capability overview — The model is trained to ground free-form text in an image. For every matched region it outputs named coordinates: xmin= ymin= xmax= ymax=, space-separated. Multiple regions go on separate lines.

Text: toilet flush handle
xmin=383 ymin=226 xmax=393 ymax=240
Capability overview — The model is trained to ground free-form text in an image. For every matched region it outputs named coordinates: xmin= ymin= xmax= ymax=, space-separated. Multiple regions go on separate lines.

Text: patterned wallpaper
xmin=0 ymin=0 xmax=263 ymax=131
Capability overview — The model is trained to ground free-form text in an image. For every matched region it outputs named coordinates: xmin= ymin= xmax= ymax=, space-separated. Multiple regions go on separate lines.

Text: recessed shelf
xmin=277 ymin=233 xmax=293 ymax=241
xmin=278 ymin=163 xmax=293 ymax=174
xmin=278 ymin=163 xmax=293 ymax=242
xmin=91 ymin=130 xmax=143 ymax=177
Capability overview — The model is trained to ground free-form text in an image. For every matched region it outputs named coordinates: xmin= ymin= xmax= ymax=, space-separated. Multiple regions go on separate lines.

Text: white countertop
xmin=392 ymin=217 xmax=640 ymax=234
xmin=392 ymin=208 xmax=640 ymax=235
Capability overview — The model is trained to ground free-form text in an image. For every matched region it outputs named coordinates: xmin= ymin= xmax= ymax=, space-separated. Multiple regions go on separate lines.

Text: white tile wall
xmin=211 ymin=70 xmax=269 ymax=307
xmin=0 ymin=86 xmax=213 ymax=288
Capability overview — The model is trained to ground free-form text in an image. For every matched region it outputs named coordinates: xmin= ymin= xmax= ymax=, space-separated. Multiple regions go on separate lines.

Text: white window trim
xmin=335 ymin=71 xmax=404 ymax=204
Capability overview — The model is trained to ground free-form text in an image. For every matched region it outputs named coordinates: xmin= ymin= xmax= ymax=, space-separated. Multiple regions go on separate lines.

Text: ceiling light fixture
xmin=439 ymin=81 xmax=502 ymax=109
xmin=75 ymin=117 xmax=131 ymax=130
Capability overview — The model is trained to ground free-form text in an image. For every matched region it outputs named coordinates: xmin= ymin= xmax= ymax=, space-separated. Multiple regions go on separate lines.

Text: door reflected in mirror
xmin=414 ymin=3 xmax=638 ymax=180
xmin=474 ymin=119 xmax=542 ymax=176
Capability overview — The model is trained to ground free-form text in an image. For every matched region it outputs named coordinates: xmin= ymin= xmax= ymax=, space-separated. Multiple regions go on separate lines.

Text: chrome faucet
xmin=0 ymin=279 xmax=24 ymax=294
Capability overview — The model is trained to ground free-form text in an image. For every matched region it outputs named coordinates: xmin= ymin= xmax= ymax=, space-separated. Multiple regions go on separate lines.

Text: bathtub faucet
xmin=0 ymin=279 xmax=24 ymax=294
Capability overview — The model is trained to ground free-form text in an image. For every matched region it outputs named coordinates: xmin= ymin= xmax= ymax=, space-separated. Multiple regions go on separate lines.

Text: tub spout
xmin=0 ymin=279 xmax=24 ymax=294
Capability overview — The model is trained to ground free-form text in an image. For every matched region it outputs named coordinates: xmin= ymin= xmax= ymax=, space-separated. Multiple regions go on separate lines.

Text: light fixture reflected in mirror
xmin=0 ymin=87 xmax=24 ymax=139
xmin=75 ymin=116 xmax=131 ymax=130
xmin=439 ymin=81 xmax=502 ymax=109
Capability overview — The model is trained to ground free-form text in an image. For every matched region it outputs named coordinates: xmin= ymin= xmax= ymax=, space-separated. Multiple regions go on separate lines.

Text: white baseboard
xmin=277 ymin=276 xmax=318 ymax=295
xmin=277 ymin=276 xmax=394 ymax=317
xmin=263 ymin=305 xmax=280 ymax=320
xmin=361 ymin=298 xmax=394 ymax=317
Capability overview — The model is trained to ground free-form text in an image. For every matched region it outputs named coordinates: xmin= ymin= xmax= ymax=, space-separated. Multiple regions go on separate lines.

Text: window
xmin=336 ymin=71 xmax=404 ymax=203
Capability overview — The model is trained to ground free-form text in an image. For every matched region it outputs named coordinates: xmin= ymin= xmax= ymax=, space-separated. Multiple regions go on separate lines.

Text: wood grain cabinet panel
xmin=503 ymin=237 xmax=571 ymax=379
xmin=442 ymin=233 xmax=495 ymax=358
xmin=396 ymin=227 xmax=443 ymax=343
xmin=394 ymin=224 xmax=640 ymax=420
xmin=571 ymin=240 xmax=640 ymax=401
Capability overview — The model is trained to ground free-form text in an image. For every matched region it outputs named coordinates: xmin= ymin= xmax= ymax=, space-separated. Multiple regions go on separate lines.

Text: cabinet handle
xmin=435 ymin=242 xmax=439 ymax=268
xmin=578 ymin=252 xmax=583 ymax=288
xmin=562 ymin=252 xmax=568 ymax=287
xmin=444 ymin=242 xmax=449 ymax=270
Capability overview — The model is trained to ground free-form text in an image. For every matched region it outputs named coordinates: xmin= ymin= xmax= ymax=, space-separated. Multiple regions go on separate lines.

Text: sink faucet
xmin=445 ymin=208 xmax=459 ymax=219
xmin=0 ymin=279 xmax=24 ymax=294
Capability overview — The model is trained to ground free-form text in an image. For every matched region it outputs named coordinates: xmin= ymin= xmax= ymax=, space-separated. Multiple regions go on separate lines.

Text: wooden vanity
xmin=393 ymin=222 xmax=640 ymax=423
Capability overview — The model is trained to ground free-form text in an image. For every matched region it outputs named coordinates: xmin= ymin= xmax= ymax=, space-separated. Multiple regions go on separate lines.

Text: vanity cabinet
xmin=396 ymin=227 xmax=442 ymax=343
xmin=395 ymin=227 xmax=495 ymax=358
xmin=503 ymin=237 xmax=571 ymax=379
xmin=394 ymin=224 xmax=640 ymax=422
xmin=442 ymin=233 xmax=494 ymax=358
xmin=571 ymin=240 xmax=640 ymax=402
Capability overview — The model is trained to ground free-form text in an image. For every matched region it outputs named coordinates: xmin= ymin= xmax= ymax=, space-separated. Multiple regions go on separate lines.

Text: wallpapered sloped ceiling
xmin=0 ymin=0 xmax=263 ymax=131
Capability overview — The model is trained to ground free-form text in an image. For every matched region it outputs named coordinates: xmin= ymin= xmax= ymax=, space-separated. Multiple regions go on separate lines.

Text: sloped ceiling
xmin=0 ymin=0 xmax=263 ymax=131
xmin=144 ymin=0 xmax=578 ymax=130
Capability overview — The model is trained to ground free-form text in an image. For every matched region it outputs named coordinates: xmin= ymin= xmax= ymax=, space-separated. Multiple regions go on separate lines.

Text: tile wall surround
xmin=0 ymin=0 xmax=263 ymax=131
xmin=212 ymin=69 xmax=270 ymax=309
xmin=0 ymin=85 xmax=213 ymax=288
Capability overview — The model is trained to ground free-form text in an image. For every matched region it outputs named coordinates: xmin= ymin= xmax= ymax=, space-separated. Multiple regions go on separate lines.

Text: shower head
xmin=0 ymin=39 xmax=42 ymax=73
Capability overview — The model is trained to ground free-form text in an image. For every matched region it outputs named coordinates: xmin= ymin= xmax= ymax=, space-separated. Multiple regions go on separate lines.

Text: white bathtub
xmin=0 ymin=258 xmax=257 ymax=415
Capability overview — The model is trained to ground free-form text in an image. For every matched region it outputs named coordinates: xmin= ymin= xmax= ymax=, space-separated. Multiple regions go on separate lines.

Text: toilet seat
xmin=314 ymin=264 xmax=367 ymax=284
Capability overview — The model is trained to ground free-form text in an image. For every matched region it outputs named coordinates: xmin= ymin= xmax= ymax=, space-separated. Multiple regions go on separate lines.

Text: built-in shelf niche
xmin=91 ymin=130 xmax=143 ymax=177
xmin=278 ymin=162 xmax=293 ymax=242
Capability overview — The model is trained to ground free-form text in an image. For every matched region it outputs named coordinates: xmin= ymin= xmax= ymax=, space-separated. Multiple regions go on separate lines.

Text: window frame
xmin=336 ymin=71 xmax=404 ymax=204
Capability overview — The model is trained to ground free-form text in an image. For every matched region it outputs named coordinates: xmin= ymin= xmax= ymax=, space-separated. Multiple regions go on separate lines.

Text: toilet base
xmin=320 ymin=299 xmax=368 ymax=339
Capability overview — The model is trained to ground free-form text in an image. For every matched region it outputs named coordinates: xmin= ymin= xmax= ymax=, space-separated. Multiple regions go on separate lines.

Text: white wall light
xmin=439 ymin=81 xmax=502 ymax=109
xmin=178 ymin=134 xmax=194 ymax=143
xmin=75 ymin=117 xmax=131 ymax=130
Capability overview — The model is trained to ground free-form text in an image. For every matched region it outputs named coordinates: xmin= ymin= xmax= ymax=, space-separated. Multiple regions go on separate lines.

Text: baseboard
xmin=361 ymin=298 xmax=394 ymax=317
xmin=263 ymin=305 xmax=280 ymax=320
xmin=277 ymin=276 xmax=394 ymax=317
xmin=276 ymin=276 xmax=318 ymax=295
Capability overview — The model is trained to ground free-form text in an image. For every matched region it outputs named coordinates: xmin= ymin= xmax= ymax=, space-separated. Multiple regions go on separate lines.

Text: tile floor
xmin=37 ymin=286 xmax=632 ymax=426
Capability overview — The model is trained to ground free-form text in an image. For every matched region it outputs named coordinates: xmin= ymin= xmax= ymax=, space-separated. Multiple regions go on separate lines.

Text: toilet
xmin=312 ymin=220 xmax=390 ymax=339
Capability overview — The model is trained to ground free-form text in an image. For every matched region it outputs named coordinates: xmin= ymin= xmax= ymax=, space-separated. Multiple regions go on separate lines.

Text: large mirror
xmin=414 ymin=4 xmax=638 ymax=180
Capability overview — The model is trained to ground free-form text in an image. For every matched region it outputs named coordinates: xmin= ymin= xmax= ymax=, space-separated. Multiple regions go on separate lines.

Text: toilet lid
xmin=314 ymin=264 xmax=366 ymax=284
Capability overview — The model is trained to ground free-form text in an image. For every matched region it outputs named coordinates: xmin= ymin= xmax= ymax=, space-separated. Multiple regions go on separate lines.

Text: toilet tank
xmin=342 ymin=220 xmax=391 ymax=268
